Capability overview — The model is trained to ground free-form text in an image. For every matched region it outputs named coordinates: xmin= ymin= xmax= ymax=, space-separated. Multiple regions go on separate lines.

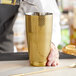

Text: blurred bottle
xmin=58 ymin=12 xmax=70 ymax=50
xmin=57 ymin=0 xmax=74 ymax=12
xmin=69 ymin=0 xmax=76 ymax=45
xmin=13 ymin=13 xmax=28 ymax=52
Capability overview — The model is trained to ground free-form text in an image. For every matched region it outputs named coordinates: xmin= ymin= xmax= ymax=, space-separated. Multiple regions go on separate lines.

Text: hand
xmin=46 ymin=42 xmax=59 ymax=66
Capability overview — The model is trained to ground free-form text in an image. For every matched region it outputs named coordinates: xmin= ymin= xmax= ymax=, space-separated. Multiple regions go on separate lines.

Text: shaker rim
xmin=25 ymin=12 xmax=53 ymax=16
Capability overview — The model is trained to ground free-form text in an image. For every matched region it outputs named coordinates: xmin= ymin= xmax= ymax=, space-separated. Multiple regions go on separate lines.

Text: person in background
xmin=0 ymin=0 xmax=61 ymax=66
xmin=0 ymin=4 xmax=19 ymax=53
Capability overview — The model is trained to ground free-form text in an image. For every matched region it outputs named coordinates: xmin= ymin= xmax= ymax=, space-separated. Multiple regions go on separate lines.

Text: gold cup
xmin=25 ymin=12 xmax=53 ymax=66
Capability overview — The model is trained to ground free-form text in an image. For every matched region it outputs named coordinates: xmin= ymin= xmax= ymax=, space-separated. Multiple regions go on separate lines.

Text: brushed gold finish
xmin=25 ymin=12 xmax=53 ymax=66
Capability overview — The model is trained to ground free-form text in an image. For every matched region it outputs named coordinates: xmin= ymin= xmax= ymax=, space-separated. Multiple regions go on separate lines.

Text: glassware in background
xmin=58 ymin=12 xmax=70 ymax=50
xmin=57 ymin=0 xmax=76 ymax=50
xmin=13 ymin=13 xmax=28 ymax=52
xmin=69 ymin=0 xmax=76 ymax=45
xmin=62 ymin=0 xmax=70 ymax=11
xmin=57 ymin=0 xmax=74 ymax=12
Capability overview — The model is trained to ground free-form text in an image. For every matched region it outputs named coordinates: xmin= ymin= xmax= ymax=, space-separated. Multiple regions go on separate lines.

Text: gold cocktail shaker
xmin=25 ymin=12 xmax=53 ymax=66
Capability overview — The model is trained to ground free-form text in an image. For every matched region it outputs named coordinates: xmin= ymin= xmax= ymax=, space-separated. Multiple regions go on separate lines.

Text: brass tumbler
xmin=25 ymin=12 xmax=53 ymax=66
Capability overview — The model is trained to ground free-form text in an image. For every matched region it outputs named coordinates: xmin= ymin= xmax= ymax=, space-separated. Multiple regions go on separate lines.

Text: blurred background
xmin=12 ymin=0 xmax=76 ymax=52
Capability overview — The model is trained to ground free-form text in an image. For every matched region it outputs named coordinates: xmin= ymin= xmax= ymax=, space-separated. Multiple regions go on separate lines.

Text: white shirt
xmin=20 ymin=0 xmax=61 ymax=47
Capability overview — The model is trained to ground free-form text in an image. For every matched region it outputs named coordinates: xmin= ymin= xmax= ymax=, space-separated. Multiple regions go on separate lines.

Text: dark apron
xmin=0 ymin=4 xmax=19 ymax=53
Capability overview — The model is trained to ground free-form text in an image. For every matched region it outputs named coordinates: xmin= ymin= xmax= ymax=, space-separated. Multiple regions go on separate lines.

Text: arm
xmin=19 ymin=0 xmax=43 ymax=13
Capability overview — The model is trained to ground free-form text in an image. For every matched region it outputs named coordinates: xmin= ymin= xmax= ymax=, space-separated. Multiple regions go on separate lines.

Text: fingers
xmin=47 ymin=57 xmax=59 ymax=66
xmin=46 ymin=60 xmax=53 ymax=66
xmin=46 ymin=55 xmax=55 ymax=66
xmin=51 ymin=60 xmax=59 ymax=66
xmin=51 ymin=58 xmax=59 ymax=66
xmin=46 ymin=42 xmax=59 ymax=66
